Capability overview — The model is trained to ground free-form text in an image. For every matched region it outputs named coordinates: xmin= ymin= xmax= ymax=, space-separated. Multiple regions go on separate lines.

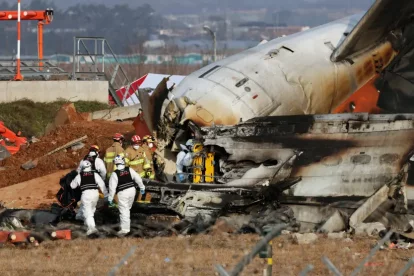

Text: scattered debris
xmin=70 ymin=142 xmax=85 ymax=151
xmin=0 ymin=145 xmax=11 ymax=162
xmin=21 ymin=135 xmax=88 ymax=170
xmin=320 ymin=210 xmax=347 ymax=233
xmin=327 ymin=231 xmax=347 ymax=239
xmin=291 ymin=233 xmax=318 ymax=245
xmin=354 ymin=222 xmax=386 ymax=236
xmin=30 ymin=137 xmax=41 ymax=143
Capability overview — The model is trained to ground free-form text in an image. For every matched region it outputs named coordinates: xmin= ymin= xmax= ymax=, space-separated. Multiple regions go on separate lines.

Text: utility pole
xmin=203 ymin=25 xmax=216 ymax=62
xmin=15 ymin=0 xmax=23 ymax=80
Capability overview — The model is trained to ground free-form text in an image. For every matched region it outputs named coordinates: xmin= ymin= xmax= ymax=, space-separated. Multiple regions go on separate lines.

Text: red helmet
xmin=89 ymin=145 xmax=100 ymax=152
xmin=113 ymin=133 xmax=124 ymax=141
xmin=131 ymin=135 xmax=141 ymax=144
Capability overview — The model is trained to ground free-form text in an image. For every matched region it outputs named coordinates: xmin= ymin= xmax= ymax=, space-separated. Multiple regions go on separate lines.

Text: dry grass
xmin=0 ymin=99 xmax=109 ymax=137
xmin=0 ymin=234 xmax=412 ymax=275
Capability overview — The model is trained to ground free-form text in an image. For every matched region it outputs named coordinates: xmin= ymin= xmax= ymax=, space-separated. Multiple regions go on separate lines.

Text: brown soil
xmin=0 ymin=170 xmax=70 ymax=209
xmin=0 ymin=234 xmax=412 ymax=275
xmin=0 ymin=120 xmax=135 ymax=188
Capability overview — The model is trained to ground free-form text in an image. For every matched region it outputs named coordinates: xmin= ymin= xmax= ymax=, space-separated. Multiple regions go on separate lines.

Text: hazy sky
xmin=43 ymin=0 xmax=375 ymax=14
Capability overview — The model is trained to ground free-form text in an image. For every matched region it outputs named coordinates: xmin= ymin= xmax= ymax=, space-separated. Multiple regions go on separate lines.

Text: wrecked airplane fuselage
xmin=200 ymin=113 xmax=414 ymax=200
xmin=141 ymin=113 xmax=414 ymax=233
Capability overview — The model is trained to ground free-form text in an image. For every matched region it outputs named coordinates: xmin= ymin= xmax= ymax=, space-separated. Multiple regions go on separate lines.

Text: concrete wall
xmin=91 ymin=104 xmax=141 ymax=121
xmin=0 ymin=80 xmax=108 ymax=103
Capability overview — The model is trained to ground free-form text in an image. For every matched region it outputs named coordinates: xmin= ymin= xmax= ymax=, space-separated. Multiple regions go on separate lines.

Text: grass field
xmin=0 ymin=234 xmax=412 ymax=276
xmin=0 ymin=99 xmax=109 ymax=137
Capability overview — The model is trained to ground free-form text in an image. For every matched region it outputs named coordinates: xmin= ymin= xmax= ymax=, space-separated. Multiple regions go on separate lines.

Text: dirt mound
xmin=0 ymin=120 xmax=135 ymax=188
xmin=45 ymin=103 xmax=91 ymax=135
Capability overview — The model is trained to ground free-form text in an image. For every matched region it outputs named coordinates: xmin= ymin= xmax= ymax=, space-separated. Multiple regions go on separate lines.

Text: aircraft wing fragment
xmin=332 ymin=0 xmax=414 ymax=62
xmin=137 ymin=77 xmax=171 ymax=134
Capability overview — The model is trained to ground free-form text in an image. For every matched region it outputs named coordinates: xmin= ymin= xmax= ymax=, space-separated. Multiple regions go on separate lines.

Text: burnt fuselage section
xmin=197 ymin=113 xmax=414 ymax=201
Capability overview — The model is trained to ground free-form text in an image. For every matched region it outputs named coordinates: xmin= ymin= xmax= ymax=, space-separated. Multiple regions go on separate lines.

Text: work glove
xmin=140 ymin=188 xmax=145 ymax=195
xmin=108 ymin=200 xmax=117 ymax=208
xmin=177 ymin=173 xmax=185 ymax=183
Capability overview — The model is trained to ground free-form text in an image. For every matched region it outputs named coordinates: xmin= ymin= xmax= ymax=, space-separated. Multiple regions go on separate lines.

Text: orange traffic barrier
xmin=0 ymin=231 xmax=11 ymax=243
xmin=8 ymin=231 xmax=31 ymax=243
xmin=50 ymin=229 xmax=71 ymax=240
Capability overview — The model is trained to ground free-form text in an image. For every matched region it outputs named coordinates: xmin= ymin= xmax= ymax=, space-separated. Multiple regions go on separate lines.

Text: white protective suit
xmin=75 ymin=154 xmax=107 ymax=221
xmin=176 ymin=145 xmax=194 ymax=182
xmin=70 ymin=172 xmax=108 ymax=233
xmin=76 ymin=154 xmax=107 ymax=181
xmin=108 ymin=165 xmax=145 ymax=233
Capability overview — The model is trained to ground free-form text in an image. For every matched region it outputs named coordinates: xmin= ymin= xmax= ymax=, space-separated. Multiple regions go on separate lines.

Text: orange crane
xmin=0 ymin=121 xmax=27 ymax=157
xmin=0 ymin=8 xmax=53 ymax=79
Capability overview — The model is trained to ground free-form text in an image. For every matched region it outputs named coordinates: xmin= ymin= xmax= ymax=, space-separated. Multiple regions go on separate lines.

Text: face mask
xmin=133 ymin=145 xmax=140 ymax=150
xmin=89 ymin=151 xmax=97 ymax=157
xmin=149 ymin=143 xmax=154 ymax=148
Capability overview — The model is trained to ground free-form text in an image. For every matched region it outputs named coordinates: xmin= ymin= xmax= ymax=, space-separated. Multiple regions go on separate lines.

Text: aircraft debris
xmin=354 ymin=222 xmax=387 ymax=237
xmin=319 ymin=210 xmax=347 ymax=233
xmin=291 ymin=233 xmax=318 ymax=245
xmin=70 ymin=142 xmax=85 ymax=151
xmin=327 ymin=232 xmax=347 ymax=239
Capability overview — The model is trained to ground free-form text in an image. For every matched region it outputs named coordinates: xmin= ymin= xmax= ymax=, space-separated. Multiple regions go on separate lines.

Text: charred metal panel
xmin=201 ymin=114 xmax=414 ymax=198
xmin=376 ymin=22 xmax=414 ymax=112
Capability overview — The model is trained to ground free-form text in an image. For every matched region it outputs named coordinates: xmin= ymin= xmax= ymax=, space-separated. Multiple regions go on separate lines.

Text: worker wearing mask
xmin=104 ymin=133 xmax=125 ymax=180
xmin=176 ymin=139 xmax=195 ymax=183
xmin=108 ymin=155 xmax=145 ymax=235
xmin=70 ymin=160 xmax=108 ymax=235
xmin=141 ymin=135 xmax=156 ymax=180
xmin=75 ymin=145 xmax=106 ymax=222
xmin=125 ymin=135 xmax=146 ymax=178
xmin=76 ymin=145 xmax=106 ymax=181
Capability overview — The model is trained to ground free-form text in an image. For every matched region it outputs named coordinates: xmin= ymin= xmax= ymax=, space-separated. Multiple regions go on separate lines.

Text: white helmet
xmin=81 ymin=160 xmax=92 ymax=172
xmin=114 ymin=155 xmax=125 ymax=166
xmin=186 ymin=139 xmax=194 ymax=148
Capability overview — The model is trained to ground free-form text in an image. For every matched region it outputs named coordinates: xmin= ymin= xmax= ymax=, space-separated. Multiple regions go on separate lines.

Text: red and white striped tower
xmin=14 ymin=0 xmax=23 ymax=80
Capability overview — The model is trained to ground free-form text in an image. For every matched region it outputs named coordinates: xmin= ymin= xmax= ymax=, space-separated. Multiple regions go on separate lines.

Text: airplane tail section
xmin=332 ymin=0 xmax=414 ymax=62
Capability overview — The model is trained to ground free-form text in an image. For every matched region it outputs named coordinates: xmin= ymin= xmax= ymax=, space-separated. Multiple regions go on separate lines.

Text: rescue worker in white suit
xmin=70 ymin=160 xmax=108 ymax=235
xmin=176 ymin=139 xmax=195 ymax=183
xmin=108 ymin=155 xmax=145 ymax=235
xmin=75 ymin=145 xmax=107 ymax=221
xmin=76 ymin=145 xmax=106 ymax=181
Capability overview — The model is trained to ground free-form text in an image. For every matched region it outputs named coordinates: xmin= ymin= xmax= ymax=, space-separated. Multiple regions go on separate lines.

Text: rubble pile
xmin=0 ymin=119 xmax=134 ymax=188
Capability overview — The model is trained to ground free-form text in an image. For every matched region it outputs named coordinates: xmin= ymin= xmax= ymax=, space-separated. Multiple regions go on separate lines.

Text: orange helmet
xmin=113 ymin=133 xmax=124 ymax=141
xmin=143 ymin=135 xmax=155 ymax=143
xmin=89 ymin=145 xmax=100 ymax=152
xmin=131 ymin=135 xmax=141 ymax=144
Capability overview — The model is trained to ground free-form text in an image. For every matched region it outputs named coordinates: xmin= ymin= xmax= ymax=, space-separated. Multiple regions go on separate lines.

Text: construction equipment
xmin=0 ymin=121 xmax=27 ymax=160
